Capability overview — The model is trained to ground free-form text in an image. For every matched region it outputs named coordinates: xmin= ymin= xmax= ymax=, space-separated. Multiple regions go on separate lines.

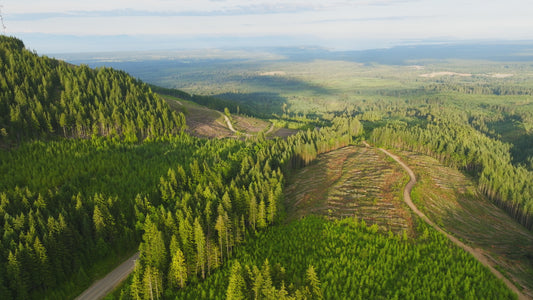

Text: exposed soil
xmin=163 ymin=96 xmax=296 ymax=139
xmin=400 ymin=151 xmax=533 ymax=299
xmin=377 ymin=146 xmax=528 ymax=300
xmin=420 ymin=71 xmax=472 ymax=78
xmin=284 ymin=145 xmax=412 ymax=234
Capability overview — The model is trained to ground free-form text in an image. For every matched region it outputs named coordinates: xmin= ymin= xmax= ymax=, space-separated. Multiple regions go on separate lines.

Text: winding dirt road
xmin=221 ymin=114 xmax=238 ymax=133
xmin=219 ymin=112 xmax=256 ymax=137
xmin=375 ymin=145 xmax=526 ymax=300
xmin=76 ymin=252 xmax=139 ymax=300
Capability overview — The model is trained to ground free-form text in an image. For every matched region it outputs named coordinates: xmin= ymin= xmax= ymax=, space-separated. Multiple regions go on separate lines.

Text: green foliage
xmin=0 ymin=137 xmax=197 ymax=298
xmin=223 ymin=259 xmax=320 ymax=300
xmin=127 ymin=137 xmax=288 ymax=299
xmin=2 ymin=35 xmax=528 ymax=300
xmin=226 ymin=261 xmax=245 ymax=300
xmin=371 ymin=112 xmax=533 ymax=230
xmin=166 ymin=216 xmax=515 ymax=299
xmin=0 ymin=36 xmax=185 ymax=144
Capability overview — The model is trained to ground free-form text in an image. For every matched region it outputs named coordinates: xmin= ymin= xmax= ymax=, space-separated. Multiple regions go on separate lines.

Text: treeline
xmin=371 ymin=116 xmax=533 ymax=230
xmin=285 ymin=116 xmax=363 ymax=168
xmin=0 ymin=137 xmax=200 ymax=299
xmin=158 ymin=216 xmax=515 ymax=299
xmin=149 ymin=85 xmax=260 ymax=118
xmin=467 ymin=108 xmax=533 ymax=165
xmin=120 ymin=116 xmax=364 ymax=299
xmin=0 ymin=116 xmax=364 ymax=299
xmin=128 ymin=138 xmax=285 ymax=299
xmin=0 ymin=36 xmax=185 ymax=144
xmin=0 ymin=35 xmax=196 ymax=298
xmin=424 ymin=81 xmax=533 ymax=96
xmin=357 ymin=79 xmax=533 ymax=99
xmin=225 ymin=260 xmax=322 ymax=300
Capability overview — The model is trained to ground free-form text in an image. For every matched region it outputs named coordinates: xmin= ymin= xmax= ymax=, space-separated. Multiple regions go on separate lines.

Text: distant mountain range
xmin=54 ymin=42 xmax=533 ymax=66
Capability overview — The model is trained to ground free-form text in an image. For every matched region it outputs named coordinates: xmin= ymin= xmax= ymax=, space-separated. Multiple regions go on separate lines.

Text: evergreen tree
xmin=226 ymin=261 xmax=246 ymax=300
xmin=168 ymin=246 xmax=187 ymax=289
xmin=306 ymin=265 xmax=322 ymax=300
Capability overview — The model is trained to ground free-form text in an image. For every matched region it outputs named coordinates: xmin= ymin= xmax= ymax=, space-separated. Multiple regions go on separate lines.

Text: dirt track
xmin=376 ymin=145 xmax=527 ymax=300
xmin=221 ymin=113 xmax=238 ymax=133
xmin=76 ymin=252 xmax=139 ymax=300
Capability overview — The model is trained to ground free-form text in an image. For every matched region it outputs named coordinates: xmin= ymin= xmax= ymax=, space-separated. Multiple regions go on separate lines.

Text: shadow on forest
xmin=486 ymin=116 xmax=533 ymax=167
xmin=214 ymin=92 xmax=288 ymax=116
xmin=228 ymin=73 xmax=334 ymax=95
xmin=510 ymin=133 xmax=533 ymax=168
xmin=213 ymin=74 xmax=335 ymax=115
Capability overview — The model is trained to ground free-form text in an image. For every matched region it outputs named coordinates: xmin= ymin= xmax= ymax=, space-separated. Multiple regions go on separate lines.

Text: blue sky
xmin=2 ymin=0 xmax=533 ymax=53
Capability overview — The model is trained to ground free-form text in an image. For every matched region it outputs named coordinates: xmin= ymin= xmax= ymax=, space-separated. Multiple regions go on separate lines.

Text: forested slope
xmin=371 ymin=112 xmax=533 ymax=230
xmin=0 ymin=36 xmax=184 ymax=144
xmin=0 ymin=36 xmax=363 ymax=299
xmin=170 ymin=216 xmax=515 ymax=299
xmin=0 ymin=36 xmax=522 ymax=299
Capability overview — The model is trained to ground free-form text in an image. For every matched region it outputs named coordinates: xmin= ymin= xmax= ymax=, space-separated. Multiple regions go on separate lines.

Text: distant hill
xmin=57 ymin=41 xmax=533 ymax=66
xmin=329 ymin=42 xmax=533 ymax=64
xmin=0 ymin=36 xmax=185 ymax=144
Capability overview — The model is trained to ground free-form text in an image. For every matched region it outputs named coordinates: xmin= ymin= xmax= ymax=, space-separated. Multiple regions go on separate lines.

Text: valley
xmin=1 ymin=36 xmax=533 ymax=299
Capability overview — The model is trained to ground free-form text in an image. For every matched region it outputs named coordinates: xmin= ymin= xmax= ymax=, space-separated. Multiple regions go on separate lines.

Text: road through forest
xmin=77 ymin=143 xmax=526 ymax=299
xmin=76 ymin=252 xmax=139 ymax=300
xmin=375 ymin=144 xmax=526 ymax=300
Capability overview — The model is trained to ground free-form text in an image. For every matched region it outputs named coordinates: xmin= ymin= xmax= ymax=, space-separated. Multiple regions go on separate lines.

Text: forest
xmin=1 ymin=35 xmax=531 ymax=299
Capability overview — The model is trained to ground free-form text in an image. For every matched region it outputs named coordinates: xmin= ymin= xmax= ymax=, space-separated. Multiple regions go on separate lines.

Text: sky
xmin=2 ymin=0 xmax=533 ymax=53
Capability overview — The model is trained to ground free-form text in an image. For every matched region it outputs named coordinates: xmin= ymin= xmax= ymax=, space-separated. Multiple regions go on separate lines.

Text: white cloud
xmin=4 ymin=0 xmax=533 ymax=52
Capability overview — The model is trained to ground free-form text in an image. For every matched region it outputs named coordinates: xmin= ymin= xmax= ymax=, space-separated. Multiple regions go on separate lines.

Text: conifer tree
xmin=227 ymin=261 xmax=245 ymax=300
xmin=168 ymin=246 xmax=187 ymax=289
xmin=194 ymin=217 xmax=206 ymax=279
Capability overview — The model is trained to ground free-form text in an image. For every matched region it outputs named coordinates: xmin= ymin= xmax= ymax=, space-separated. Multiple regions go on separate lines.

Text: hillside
xmin=284 ymin=144 xmax=533 ymax=297
xmin=162 ymin=93 xmax=297 ymax=139
xmin=284 ymin=145 xmax=411 ymax=232
xmin=1 ymin=35 xmax=529 ymax=299
xmin=0 ymin=36 xmax=185 ymax=145
xmin=0 ymin=36 xmax=356 ymax=299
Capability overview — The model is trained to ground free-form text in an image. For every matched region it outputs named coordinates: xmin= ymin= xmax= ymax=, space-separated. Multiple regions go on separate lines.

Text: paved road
xmin=373 ymin=144 xmax=526 ymax=300
xmin=76 ymin=252 xmax=139 ymax=300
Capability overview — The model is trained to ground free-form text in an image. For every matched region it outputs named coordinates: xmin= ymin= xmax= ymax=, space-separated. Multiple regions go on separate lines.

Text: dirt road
xmin=76 ymin=252 xmax=139 ymax=300
xmin=219 ymin=112 xmax=255 ymax=137
xmin=265 ymin=123 xmax=275 ymax=135
xmin=377 ymin=146 xmax=526 ymax=300
xmin=222 ymin=114 xmax=237 ymax=133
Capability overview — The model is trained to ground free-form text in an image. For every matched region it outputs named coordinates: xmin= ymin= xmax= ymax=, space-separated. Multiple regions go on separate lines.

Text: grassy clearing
xmin=284 ymin=145 xmax=412 ymax=234
xmin=402 ymin=151 xmax=533 ymax=298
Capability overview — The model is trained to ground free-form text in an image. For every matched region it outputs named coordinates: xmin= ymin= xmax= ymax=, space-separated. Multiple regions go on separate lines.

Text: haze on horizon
xmin=2 ymin=0 xmax=533 ymax=53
